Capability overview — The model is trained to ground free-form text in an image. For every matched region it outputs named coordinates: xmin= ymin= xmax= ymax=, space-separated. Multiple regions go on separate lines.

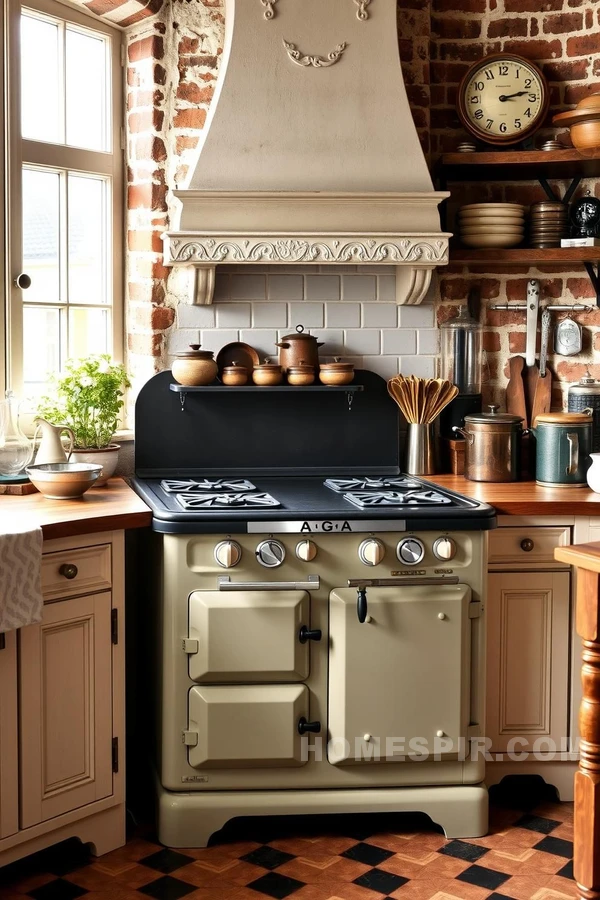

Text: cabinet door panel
xmin=328 ymin=585 xmax=472 ymax=765
xmin=19 ymin=593 xmax=113 ymax=828
xmin=486 ymin=572 xmax=570 ymax=753
xmin=0 ymin=631 xmax=18 ymax=838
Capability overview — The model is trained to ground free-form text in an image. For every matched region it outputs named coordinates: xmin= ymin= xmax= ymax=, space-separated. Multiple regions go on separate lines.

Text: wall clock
xmin=457 ymin=53 xmax=550 ymax=146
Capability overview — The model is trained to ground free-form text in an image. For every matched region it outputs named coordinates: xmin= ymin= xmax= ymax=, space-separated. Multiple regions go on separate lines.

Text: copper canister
xmin=453 ymin=404 xmax=524 ymax=482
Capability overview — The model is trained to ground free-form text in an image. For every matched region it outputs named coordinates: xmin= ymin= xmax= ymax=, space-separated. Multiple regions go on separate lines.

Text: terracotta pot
xmin=319 ymin=358 xmax=355 ymax=386
xmin=276 ymin=325 xmax=323 ymax=371
xmin=287 ymin=362 xmax=315 ymax=386
xmin=553 ymin=94 xmax=600 ymax=150
xmin=172 ymin=344 xmax=218 ymax=386
xmin=221 ymin=362 xmax=248 ymax=386
xmin=70 ymin=443 xmax=120 ymax=487
xmin=252 ymin=360 xmax=284 ymax=386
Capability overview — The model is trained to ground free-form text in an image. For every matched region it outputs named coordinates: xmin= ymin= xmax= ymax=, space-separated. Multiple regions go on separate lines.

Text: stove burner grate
xmin=344 ymin=489 xmax=453 ymax=508
xmin=325 ymin=477 xmax=422 ymax=493
xmin=175 ymin=492 xmax=281 ymax=510
xmin=162 ymin=479 xmax=256 ymax=494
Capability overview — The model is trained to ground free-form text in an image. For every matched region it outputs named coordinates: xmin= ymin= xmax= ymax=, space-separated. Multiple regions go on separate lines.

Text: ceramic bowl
xmin=460 ymin=224 xmax=524 ymax=235
xmin=26 ymin=462 xmax=103 ymax=499
xmin=459 ymin=214 xmax=525 ymax=225
xmin=460 ymin=203 xmax=525 ymax=213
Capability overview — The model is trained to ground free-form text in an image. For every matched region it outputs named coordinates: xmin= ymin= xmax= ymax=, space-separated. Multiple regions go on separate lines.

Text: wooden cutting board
xmin=506 ymin=356 xmax=527 ymax=423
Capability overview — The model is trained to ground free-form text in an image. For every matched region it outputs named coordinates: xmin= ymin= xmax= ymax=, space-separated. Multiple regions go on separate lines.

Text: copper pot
xmin=252 ymin=359 xmax=284 ymax=386
xmin=276 ymin=325 xmax=324 ymax=371
xmin=453 ymin=404 xmax=524 ymax=483
xmin=172 ymin=344 xmax=218 ymax=386
xmin=319 ymin=357 xmax=354 ymax=386
xmin=221 ymin=362 xmax=248 ymax=386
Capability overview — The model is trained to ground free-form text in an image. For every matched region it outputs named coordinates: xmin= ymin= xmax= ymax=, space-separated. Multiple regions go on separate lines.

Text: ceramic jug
xmin=33 ymin=417 xmax=75 ymax=465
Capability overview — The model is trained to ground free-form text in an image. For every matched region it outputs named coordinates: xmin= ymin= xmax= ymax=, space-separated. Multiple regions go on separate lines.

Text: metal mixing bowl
xmin=26 ymin=462 xmax=103 ymax=499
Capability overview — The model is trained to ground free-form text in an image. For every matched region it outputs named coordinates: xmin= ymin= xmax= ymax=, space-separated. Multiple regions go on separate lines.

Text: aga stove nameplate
xmin=247 ymin=519 xmax=407 ymax=534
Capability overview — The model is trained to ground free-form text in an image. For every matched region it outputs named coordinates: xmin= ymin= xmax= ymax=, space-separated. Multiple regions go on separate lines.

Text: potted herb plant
xmin=37 ymin=355 xmax=131 ymax=486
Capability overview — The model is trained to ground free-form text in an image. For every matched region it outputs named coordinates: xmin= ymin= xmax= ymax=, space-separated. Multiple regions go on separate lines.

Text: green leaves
xmin=37 ymin=355 xmax=131 ymax=449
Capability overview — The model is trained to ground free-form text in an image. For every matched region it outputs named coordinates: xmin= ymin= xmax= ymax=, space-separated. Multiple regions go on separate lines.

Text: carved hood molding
xmin=165 ymin=0 xmax=449 ymax=306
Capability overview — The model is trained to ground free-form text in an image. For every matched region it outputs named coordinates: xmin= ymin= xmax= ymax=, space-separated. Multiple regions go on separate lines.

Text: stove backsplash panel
xmin=166 ymin=266 xmax=438 ymax=382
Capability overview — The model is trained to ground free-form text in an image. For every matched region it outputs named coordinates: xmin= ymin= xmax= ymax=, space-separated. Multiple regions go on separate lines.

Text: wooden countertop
xmin=0 ymin=478 xmax=151 ymax=541
xmin=555 ymin=542 xmax=600 ymax=572
xmin=426 ymin=474 xmax=600 ymax=517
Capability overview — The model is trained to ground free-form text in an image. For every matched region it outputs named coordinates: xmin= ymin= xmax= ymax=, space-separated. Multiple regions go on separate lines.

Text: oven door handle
xmin=348 ymin=576 xmax=460 ymax=588
xmin=218 ymin=575 xmax=320 ymax=591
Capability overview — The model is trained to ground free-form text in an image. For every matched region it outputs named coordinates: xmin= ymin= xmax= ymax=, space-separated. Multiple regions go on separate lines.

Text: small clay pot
xmin=287 ymin=361 xmax=315 ymax=386
xmin=172 ymin=344 xmax=218 ymax=386
xmin=221 ymin=362 xmax=248 ymax=386
xmin=252 ymin=359 xmax=284 ymax=386
xmin=553 ymin=94 xmax=600 ymax=151
xmin=319 ymin=357 xmax=355 ymax=386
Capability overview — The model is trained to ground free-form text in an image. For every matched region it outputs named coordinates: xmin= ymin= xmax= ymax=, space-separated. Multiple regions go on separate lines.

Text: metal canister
xmin=453 ymin=404 xmax=523 ymax=482
xmin=532 ymin=411 xmax=593 ymax=488
xmin=568 ymin=370 xmax=600 ymax=452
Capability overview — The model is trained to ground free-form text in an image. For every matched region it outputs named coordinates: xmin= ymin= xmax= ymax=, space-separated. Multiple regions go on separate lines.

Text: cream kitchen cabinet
xmin=0 ymin=530 xmax=125 ymax=866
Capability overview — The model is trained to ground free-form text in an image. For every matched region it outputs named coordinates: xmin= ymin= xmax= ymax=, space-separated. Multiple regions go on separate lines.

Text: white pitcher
xmin=33 ymin=417 xmax=75 ymax=465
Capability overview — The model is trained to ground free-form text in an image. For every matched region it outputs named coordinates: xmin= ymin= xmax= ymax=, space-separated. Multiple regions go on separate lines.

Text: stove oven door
xmin=187 ymin=684 xmax=309 ymax=768
xmin=188 ymin=590 xmax=310 ymax=682
xmin=328 ymin=584 xmax=472 ymax=765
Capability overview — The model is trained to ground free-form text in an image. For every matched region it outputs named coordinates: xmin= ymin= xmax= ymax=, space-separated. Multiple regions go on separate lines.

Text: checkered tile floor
xmin=0 ymin=801 xmax=575 ymax=900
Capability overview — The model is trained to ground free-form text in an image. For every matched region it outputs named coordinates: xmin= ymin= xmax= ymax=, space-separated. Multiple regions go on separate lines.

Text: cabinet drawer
xmin=488 ymin=527 xmax=570 ymax=570
xmin=42 ymin=544 xmax=112 ymax=601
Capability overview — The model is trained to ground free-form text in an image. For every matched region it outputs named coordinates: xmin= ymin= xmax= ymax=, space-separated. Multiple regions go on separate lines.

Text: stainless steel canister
xmin=453 ymin=404 xmax=523 ymax=482
xmin=568 ymin=370 xmax=600 ymax=452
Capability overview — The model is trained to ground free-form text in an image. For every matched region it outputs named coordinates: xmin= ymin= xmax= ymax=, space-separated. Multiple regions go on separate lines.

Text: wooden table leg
xmin=576 ymin=569 xmax=600 ymax=900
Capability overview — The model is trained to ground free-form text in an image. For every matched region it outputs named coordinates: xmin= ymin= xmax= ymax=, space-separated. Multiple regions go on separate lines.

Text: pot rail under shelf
xmin=169 ymin=382 xmax=364 ymax=411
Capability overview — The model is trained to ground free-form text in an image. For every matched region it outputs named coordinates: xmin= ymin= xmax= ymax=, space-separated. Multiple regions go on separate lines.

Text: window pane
xmin=21 ymin=13 xmax=61 ymax=143
xmin=66 ymin=27 xmax=109 ymax=151
xmin=23 ymin=306 xmax=61 ymax=396
xmin=68 ymin=174 xmax=109 ymax=305
xmin=69 ymin=307 xmax=109 ymax=359
xmin=22 ymin=168 xmax=61 ymax=304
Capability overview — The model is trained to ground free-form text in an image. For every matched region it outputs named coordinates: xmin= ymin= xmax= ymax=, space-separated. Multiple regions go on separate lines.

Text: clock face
xmin=459 ymin=55 xmax=548 ymax=144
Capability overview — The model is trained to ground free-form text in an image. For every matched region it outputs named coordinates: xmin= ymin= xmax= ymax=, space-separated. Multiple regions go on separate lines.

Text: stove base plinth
xmin=155 ymin=781 xmax=489 ymax=848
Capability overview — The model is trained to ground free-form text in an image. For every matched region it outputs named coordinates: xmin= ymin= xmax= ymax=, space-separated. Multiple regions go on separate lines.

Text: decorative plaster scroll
xmin=283 ymin=39 xmax=347 ymax=68
xmin=166 ymin=236 xmax=448 ymax=266
xmin=261 ymin=0 xmax=278 ymax=19
xmin=354 ymin=0 xmax=371 ymax=20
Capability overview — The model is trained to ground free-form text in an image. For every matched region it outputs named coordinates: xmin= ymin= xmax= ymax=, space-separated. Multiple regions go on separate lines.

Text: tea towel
xmin=0 ymin=524 xmax=43 ymax=632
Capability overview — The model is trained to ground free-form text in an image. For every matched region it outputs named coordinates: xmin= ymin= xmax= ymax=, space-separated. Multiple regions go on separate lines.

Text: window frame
xmin=5 ymin=0 xmax=124 ymax=398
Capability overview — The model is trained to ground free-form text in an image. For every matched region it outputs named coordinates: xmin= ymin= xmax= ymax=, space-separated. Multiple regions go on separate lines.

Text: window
xmin=6 ymin=0 xmax=123 ymax=398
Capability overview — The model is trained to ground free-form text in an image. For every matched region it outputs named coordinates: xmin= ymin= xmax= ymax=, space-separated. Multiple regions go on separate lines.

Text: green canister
xmin=532 ymin=411 xmax=593 ymax=488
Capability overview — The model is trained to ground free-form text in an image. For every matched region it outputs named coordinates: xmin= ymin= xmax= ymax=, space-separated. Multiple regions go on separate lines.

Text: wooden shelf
xmin=449 ymin=246 xmax=600 ymax=266
xmin=439 ymin=148 xmax=600 ymax=182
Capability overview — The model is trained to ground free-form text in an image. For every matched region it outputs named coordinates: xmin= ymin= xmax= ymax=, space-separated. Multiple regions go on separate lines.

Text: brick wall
xmin=123 ymin=0 xmax=600 ymax=408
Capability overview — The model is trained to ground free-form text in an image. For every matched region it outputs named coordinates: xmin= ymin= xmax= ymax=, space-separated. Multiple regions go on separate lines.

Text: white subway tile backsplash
xmin=239 ymin=330 xmax=278 ymax=359
xmin=341 ymin=274 xmax=377 ymax=302
xmin=399 ymin=304 xmax=435 ymax=328
xmin=305 ymin=275 xmax=340 ymax=301
xmin=167 ymin=329 xmax=200 ymax=353
xmin=199 ymin=329 xmax=239 ymax=352
xmin=382 ymin=329 xmax=417 ymax=355
xmin=399 ymin=356 xmax=436 ymax=378
xmin=362 ymin=355 xmax=400 ymax=380
xmin=417 ymin=328 xmax=439 ymax=355
xmin=267 ymin=275 xmax=304 ymax=301
xmin=378 ymin=274 xmax=396 ymax=302
xmin=362 ymin=303 xmax=397 ymax=328
xmin=344 ymin=329 xmax=380 ymax=356
xmin=313 ymin=329 xmax=345 ymax=355
xmin=177 ymin=305 xmax=216 ymax=328
xmin=326 ymin=303 xmax=361 ymax=328
xmin=252 ymin=302 xmax=288 ymax=328
xmin=213 ymin=274 xmax=231 ymax=302
xmin=289 ymin=303 xmax=324 ymax=328
xmin=229 ymin=274 xmax=267 ymax=300
xmin=216 ymin=303 xmax=252 ymax=328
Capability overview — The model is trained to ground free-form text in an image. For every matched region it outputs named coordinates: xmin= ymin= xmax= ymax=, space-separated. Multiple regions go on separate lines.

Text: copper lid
xmin=535 ymin=411 xmax=593 ymax=424
xmin=175 ymin=343 xmax=214 ymax=360
xmin=464 ymin=404 xmax=523 ymax=425
xmin=287 ymin=361 xmax=314 ymax=374
xmin=281 ymin=324 xmax=318 ymax=342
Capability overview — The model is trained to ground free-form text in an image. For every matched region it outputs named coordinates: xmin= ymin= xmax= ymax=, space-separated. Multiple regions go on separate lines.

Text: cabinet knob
xmin=298 ymin=717 xmax=321 ymax=735
xmin=520 ymin=538 xmax=534 ymax=552
xmin=299 ymin=626 xmax=322 ymax=644
xmin=59 ymin=563 xmax=78 ymax=580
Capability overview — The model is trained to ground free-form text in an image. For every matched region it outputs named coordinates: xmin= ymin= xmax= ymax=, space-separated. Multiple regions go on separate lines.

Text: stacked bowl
xmin=458 ymin=203 xmax=526 ymax=248
xmin=529 ymin=201 xmax=568 ymax=248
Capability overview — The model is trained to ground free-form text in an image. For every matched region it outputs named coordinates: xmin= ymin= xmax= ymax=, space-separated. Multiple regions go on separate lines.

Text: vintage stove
xmin=133 ymin=371 xmax=496 ymax=848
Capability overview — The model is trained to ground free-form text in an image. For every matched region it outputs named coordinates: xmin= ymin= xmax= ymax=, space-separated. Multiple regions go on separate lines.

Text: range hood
xmin=164 ymin=0 xmax=450 ymax=306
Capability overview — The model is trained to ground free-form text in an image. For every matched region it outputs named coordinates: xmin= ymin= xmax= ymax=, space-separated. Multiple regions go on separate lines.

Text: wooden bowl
xmin=553 ymin=94 xmax=600 ymax=150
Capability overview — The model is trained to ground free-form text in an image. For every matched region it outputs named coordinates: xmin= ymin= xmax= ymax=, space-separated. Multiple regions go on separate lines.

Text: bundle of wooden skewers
xmin=387 ymin=374 xmax=458 ymax=425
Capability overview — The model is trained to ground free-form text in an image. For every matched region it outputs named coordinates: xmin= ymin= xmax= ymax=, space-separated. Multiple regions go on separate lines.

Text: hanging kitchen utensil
xmin=523 ymin=279 xmax=540 ymax=428
xmin=531 ymin=307 xmax=553 ymax=426
xmin=506 ymin=356 xmax=527 ymax=423
xmin=554 ymin=314 xmax=582 ymax=356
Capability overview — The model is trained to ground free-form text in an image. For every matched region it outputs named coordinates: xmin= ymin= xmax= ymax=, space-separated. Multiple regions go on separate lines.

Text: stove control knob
xmin=396 ymin=538 xmax=425 ymax=566
xmin=296 ymin=540 xmax=317 ymax=562
xmin=358 ymin=538 xmax=385 ymax=566
xmin=214 ymin=540 xmax=242 ymax=568
xmin=433 ymin=537 xmax=456 ymax=562
xmin=256 ymin=540 xmax=286 ymax=568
